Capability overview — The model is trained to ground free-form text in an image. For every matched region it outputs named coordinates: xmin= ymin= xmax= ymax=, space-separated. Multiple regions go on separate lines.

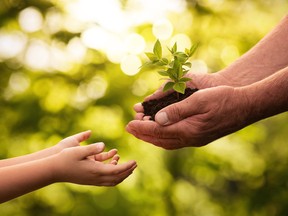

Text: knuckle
xmin=170 ymin=104 xmax=185 ymax=120
xmin=151 ymin=124 xmax=164 ymax=138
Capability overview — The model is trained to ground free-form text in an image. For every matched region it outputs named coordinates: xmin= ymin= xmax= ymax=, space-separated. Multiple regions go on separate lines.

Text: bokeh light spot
xmin=120 ymin=55 xmax=141 ymax=76
xmin=81 ymin=27 xmax=111 ymax=51
xmin=169 ymin=34 xmax=191 ymax=51
xmin=221 ymin=45 xmax=240 ymax=65
xmin=86 ymin=76 xmax=108 ymax=100
xmin=190 ymin=60 xmax=209 ymax=74
xmin=152 ymin=18 xmax=174 ymax=40
xmin=0 ymin=31 xmax=27 ymax=59
xmin=66 ymin=37 xmax=87 ymax=62
xmin=24 ymin=40 xmax=50 ymax=70
xmin=125 ymin=33 xmax=146 ymax=55
xmin=8 ymin=72 xmax=30 ymax=93
xmin=18 ymin=7 xmax=43 ymax=32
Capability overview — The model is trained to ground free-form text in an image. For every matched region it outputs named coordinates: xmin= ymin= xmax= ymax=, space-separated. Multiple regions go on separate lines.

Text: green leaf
xmin=153 ymin=39 xmax=162 ymax=59
xmin=140 ymin=61 xmax=153 ymax=69
xmin=158 ymin=70 xmax=169 ymax=77
xmin=170 ymin=60 xmax=180 ymax=80
xmin=184 ymin=62 xmax=192 ymax=68
xmin=171 ymin=57 xmax=182 ymax=79
xmin=145 ymin=52 xmax=157 ymax=61
xmin=174 ymin=52 xmax=188 ymax=63
xmin=183 ymin=69 xmax=189 ymax=75
xmin=179 ymin=77 xmax=191 ymax=82
xmin=168 ymin=43 xmax=177 ymax=54
xmin=142 ymin=40 xmax=198 ymax=94
xmin=163 ymin=81 xmax=175 ymax=92
xmin=174 ymin=52 xmax=188 ymax=58
xmin=173 ymin=82 xmax=186 ymax=94
xmin=164 ymin=68 xmax=176 ymax=81
xmin=172 ymin=43 xmax=177 ymax=53
xmin=155 ymin=61 xmax=167 ymax=66
xmin=160 ymin=58 xmax=169 ymax=65
xmin=188 ymin=43 xmax=198 ymax=57
xmin=172 ymin=57 xmax=180 ymax=69
xmin=169 ymin=60 xmax=174 ymax=68
xmin=178 ymin=63 xmax=183 ymax=79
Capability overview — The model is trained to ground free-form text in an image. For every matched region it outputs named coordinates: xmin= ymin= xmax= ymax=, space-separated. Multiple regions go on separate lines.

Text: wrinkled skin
xmin=126 ymin=73 xmax=250 ymax=149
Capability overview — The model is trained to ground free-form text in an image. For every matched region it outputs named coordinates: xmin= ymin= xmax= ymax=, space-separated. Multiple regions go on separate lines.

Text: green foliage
xmin=143 ymin=40 xmax=198 ymax=94
xmin=1 ymin=1 xmax=288 ymax=216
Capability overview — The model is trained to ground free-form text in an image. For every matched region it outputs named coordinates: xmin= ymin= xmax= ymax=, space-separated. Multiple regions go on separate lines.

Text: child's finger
xmin=96 ymin=160 xmax=137 ymax=176
xmin=110 ymin=159 xmax=118 ymax=165
xmin=112 ymin=154 xmax=120 ymax=161
xmin=68 ymin=130 xmax=92 ymax=143
xmin=97 ymin=162 xmax=137 ymax=186
xmin=59 ymin=131 xmax=92 ymax=147
xmin=94 ymin=149 xmax=118 ymax=161
xmin=109 ymin=154 xmax=120 ymax=165
xmin=75 ymin=130 xmax=92 ymax=142
xmin=77 ymin=143 xmax=105 ymax=160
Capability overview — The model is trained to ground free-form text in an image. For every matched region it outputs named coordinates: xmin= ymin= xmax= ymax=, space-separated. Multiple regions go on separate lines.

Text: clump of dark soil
xmin=142 ymin=88 xmax=198 ymax=120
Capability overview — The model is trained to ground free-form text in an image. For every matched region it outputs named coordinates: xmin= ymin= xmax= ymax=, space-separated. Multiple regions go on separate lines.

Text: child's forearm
xmin=0 ymin=146 xmax=58 ymax=168
xmin=219 ymin=15 xmax=288 ymax=86
xmin=0 ymin=157 xmax=55 ymax=203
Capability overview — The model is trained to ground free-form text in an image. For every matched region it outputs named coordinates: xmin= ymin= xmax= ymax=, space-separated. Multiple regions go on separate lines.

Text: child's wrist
xmin=44 ymin=154 xmax=62 ymax=184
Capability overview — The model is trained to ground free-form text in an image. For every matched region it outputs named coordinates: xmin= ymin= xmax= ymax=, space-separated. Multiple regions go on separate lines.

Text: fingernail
xmin=155 ymin=112 xmax=169 ymax=125
xmin=97 ymin=142 xmax=105 ymax=150
xmin=134 ymin=103 xmax=144 ymax=112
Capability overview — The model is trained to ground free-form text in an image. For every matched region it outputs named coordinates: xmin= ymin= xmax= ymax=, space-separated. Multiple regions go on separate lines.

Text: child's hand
xmin=55 ymin=130 xmax=92 ymax=152
xmin=92 ymin=148 xmax=120 ymax=165
xmin=56 ymin=131 xmax=120 ymax=165
xmin=50 ymin=132 xmax=137 ymax=186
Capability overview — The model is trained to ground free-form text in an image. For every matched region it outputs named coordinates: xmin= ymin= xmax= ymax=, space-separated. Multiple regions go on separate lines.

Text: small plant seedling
xmin=142 ymin=39 xmax=198 ymax=95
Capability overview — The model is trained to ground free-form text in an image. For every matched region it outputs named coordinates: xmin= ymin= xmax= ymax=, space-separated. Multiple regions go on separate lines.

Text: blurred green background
xmin=1 ymin=0 xmax=288 ymax=215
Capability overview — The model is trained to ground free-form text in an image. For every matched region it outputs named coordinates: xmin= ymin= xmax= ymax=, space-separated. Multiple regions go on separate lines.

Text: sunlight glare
xmin=190 ymin=60 xmax=209 ymax=74
xmin=125 ymin=33 xmax=146 ymax=55
xmin=45 ymin=8 xmax=63 ymax=34
xmin=86 ymin=76 xmax=108 ymax=100
xmin=50 ymin=42 xmax=72 ymax=72
xmin=121 ymin=55 xmax=141 ymax=76
xmin=66 ymin=37 xmax=87 ymax=62
xmin=25 ymin=40 xmax=50 ymax=70
xmin=221 ymin=45 xmax=240 ymax=65
xmin=125 ymin=0 xmax=186 ymax=24
xmin=66 ymin=0 xmax=126 ymax=32
xmin=152 ymin=18 xmax=173 ymax=40
xmin=169 ymin=34 xmax=191 ymax=51
xmin=132 ymin=78 xmax=148 ymax=96
xmin=106 ymin=42 xmax=126 ymax=64
xmin=81 ymin=26 xmax=114 ymax=51
xmin=0 ymin=31 xmax=27 ymax=59
xmin=65 ymin=0 xmax=187 ymax=62
xmin=18 ymin=7 xmax=43 ymax=32
xmin=9 ymin=73 xmax=30 ymax=93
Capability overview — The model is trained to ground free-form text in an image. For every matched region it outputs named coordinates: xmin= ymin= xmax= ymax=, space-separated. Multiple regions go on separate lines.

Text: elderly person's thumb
xmin=155 ymin=96 xmax=197 ymax=126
